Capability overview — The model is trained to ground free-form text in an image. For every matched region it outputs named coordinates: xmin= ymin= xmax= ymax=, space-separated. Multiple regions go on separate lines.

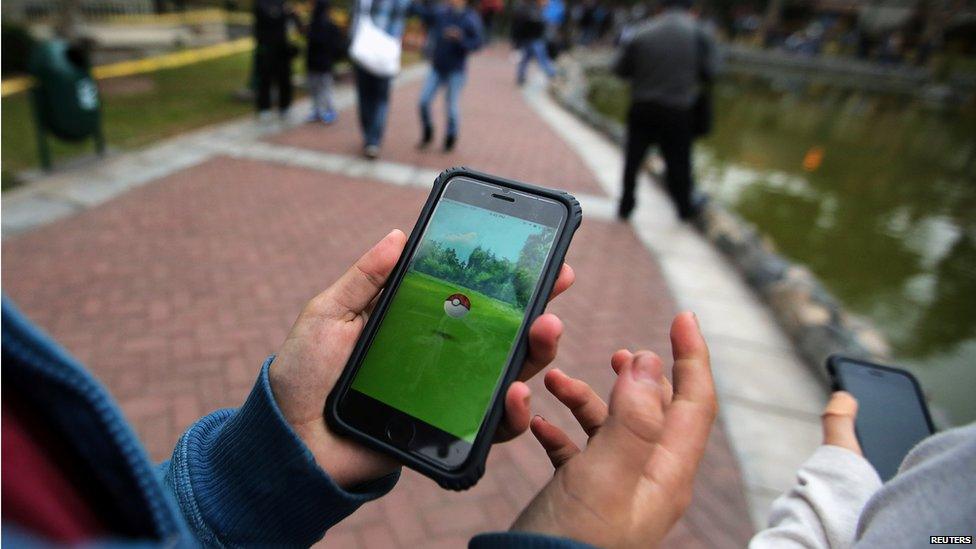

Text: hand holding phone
xmin=443 ymin=26 xmax=464 ymax=40
xmin=268 ymin=226 xmax=575 ymax=489
xmin=327 ymin=168 xmax=582 ymax=489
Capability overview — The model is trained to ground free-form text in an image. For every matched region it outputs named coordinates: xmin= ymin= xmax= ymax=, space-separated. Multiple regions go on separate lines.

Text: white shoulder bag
xmin=349 ymin=0 xmax=401 ymax=77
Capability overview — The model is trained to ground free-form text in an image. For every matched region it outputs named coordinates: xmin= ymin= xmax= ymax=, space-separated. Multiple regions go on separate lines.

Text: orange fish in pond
xmin=803 ymin=146 xmax=825 ymax=172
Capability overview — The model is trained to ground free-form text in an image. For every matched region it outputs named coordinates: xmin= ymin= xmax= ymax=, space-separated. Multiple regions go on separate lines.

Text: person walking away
xmin=350 ymin=0 xmax=412 ymax=159
xmin=416 ymin=0 xmax=484 ymax=152
xmin=305 ymin=0 xmax=347 ymax=124
xmin=479 ymin=0 xmax=504 ymax=40
xmin=578 ymin=0 xmax=597 ymax=45
xmin=254 ymin=0 xmax=301 ymax=120
xmin=515 ymin=0 xmax=556 ymax=85
xmin=510 ymin=0 xmax=530 ymax=48
xmin=542 ymin=0 xmax=565 ymax=42
xmin=579 ymin=0 xmax=606 ymax=45
xmin=614 ymin=0 xmax=715 ymax=220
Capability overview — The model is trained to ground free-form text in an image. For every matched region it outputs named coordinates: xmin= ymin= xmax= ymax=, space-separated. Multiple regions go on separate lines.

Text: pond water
xmin=589 ymin=72 xmax=976 ymax=426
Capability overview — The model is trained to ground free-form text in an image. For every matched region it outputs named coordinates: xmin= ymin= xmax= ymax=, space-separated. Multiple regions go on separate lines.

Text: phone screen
xmin=833 ymin=359 xmax=934 ymax=481
xmin=341 ymin=177 xmax=566 ymax=466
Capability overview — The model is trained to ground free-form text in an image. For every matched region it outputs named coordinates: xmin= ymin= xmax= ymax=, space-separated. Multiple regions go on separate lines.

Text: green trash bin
xmin=28 ymin=39 xmax=106 ymax=170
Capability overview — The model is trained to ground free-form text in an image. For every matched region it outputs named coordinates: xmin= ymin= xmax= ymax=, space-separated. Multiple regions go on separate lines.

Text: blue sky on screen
xmin=423 ymin=199 xmax=549 ymax=264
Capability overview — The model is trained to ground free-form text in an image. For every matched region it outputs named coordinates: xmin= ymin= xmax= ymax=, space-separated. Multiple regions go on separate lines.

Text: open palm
xmin=512 ymin=313 xmax=717 ymax=548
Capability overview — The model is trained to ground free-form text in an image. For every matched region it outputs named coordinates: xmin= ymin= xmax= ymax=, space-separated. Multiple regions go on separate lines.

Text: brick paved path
xmin=2 ymin=49 xmax=753 ymax=548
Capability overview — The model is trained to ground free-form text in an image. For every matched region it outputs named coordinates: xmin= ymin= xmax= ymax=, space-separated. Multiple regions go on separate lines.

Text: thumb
xmin=822 ymin=391 xmax=862 ymax=455
xmin=590 ymin=352 xmax=666 ymax=483
xmin=318 ymin=229 xmax=406 ymax=319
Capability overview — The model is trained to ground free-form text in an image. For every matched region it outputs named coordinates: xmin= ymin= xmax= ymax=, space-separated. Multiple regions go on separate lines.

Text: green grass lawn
xmin=1 ymin=50 xmax=256 ymax=190
xmin=352 ymin=271 xmax=524 ymax=441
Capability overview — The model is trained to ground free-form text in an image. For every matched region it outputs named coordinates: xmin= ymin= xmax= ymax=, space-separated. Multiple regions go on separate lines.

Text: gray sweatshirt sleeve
xmin=750 ymin=445 xmax=883 ymax=549
xmin=854 ymin=423 xmax=976 ymax=548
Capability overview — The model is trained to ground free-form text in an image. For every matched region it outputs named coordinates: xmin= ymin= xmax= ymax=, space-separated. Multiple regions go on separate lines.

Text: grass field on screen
xmin=351 ymin=271 xmax=523 ymax=441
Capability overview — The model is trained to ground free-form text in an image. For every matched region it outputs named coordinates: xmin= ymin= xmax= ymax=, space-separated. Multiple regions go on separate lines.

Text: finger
xmin=518 ymin=313 xmax=564 ymax=382
xmin=548 ymin=263 xmax=576 ymax=303
xmin=544 ymin=368 xmax=609 ymax=436
xmin=495 ymin=382 xmax=532 ymax=442
xmin=661 ymin=375 xmax=674 ymax=405
xmin=652 ymin=312 xmax=717 ymax=488
xmin=822 ymin=391 xmax=862 ymax=455
xmin=610 ymin=349 xmax=633 ymax=374
xmin=669 ymin=312 xmax=713 ymax=405
xmin=612 ymin=350 xmax=672 ymax=404
xmin=592 ymin=351 xmax=667 ymax=481
xmin=530 ymin=415 xmax=581 ymax=468
xmin=320 ymin=230 xmax=407 ymax=320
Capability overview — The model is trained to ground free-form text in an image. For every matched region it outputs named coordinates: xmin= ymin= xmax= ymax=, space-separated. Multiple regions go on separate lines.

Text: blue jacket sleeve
xmin=161 ymin=356 xmax=398 ymax=547
xmin=470 ymin=532 xmax=598 ymax=548
xmin=461 ymin=11 xmax=484 ymax=52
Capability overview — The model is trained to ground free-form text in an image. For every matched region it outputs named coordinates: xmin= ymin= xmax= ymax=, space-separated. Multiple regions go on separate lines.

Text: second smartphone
xmin=326 ymin=168 xmax=582 ymax=490
xmin=827 ymin=355 xmax=935 ymax=481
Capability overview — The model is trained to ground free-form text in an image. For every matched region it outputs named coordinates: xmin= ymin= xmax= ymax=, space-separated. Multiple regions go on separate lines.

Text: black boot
xmin=618 ymin=196 xmax=636 ymax=220
xmin=419 ymin=124 xmax=433 ymax=149
xmin=443 ymin=133 xmax=456 ymax=152
xmin=678 ymin=192 xmax=710 ymax=221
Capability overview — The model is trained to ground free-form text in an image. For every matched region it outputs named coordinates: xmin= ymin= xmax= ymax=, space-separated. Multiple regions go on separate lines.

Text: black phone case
xmin=825 ymin=354 xmax=936 ymax=435
xmin=325 ymin=167 xmax=583 ymax=490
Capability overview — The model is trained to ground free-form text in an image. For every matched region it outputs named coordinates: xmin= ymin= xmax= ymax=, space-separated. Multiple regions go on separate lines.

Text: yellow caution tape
xmin=1 ymin=76 xmax=35 ymax=97
xmin=92 ymin=36 xmax=254 ymax=79
xmin=47 ymin=8 xmax=252 ymax=27
xmin=1 ymin=36 xmax=254 ymax=98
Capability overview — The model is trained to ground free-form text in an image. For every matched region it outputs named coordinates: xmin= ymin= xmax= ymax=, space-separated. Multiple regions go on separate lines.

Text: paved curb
xmin=551 ymin=51 xmax=892 ymax=382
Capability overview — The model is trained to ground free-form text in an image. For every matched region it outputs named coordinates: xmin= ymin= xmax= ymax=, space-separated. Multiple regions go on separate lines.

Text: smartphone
xmin=826 ymin=355 xmax=935 ymax=481
xmin=326 ymin=168 xmax=582 ymax=490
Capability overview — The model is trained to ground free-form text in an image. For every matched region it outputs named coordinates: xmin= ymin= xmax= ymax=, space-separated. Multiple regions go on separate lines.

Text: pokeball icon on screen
xmin=444 ymin=293 xmax=471 ymax=318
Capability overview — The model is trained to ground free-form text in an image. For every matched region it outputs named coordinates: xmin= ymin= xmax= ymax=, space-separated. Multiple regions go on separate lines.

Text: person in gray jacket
xmin=750 ymin=392 xmax=975 ymax=548
xmin=613 ymin=0 xmax=715 ymax=221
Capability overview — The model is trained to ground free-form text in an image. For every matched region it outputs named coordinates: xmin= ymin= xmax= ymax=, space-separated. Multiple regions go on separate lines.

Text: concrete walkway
xmin=1 ymin=47 xmax=824 ymax=545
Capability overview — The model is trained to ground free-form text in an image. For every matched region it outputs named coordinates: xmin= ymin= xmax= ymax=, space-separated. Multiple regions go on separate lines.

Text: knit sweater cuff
xmin=470 ymin=532 xmax=598 ymax=549
xmin=166 ymin=356 xmax=398 ymax=547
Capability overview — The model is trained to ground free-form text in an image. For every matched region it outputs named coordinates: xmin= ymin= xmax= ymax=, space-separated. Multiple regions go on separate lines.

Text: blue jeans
xmin=418 ymin=69 xmax=466 ymax=138
xmin=354 ymin=65 xmax=392 ymax=147
xmin=517 ymin=39 xmax=556 ymax=83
